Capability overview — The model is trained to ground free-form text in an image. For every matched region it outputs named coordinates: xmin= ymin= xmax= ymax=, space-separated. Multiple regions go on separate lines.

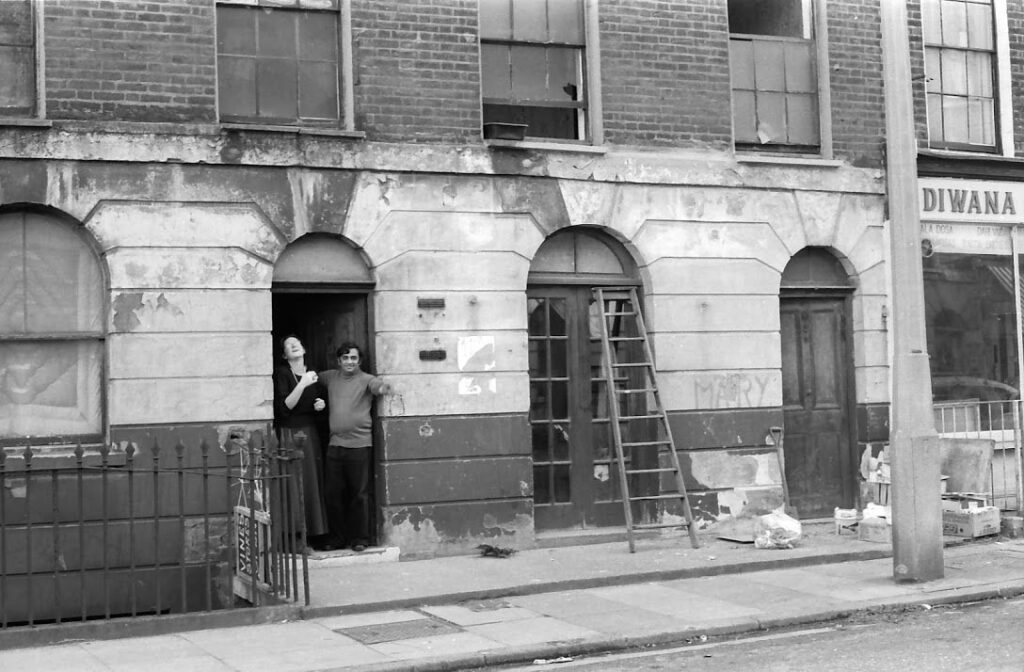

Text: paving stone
xmin=422 ymin=602 xmax=539 ymax=626
xmin=314 ymin=609 xmax=426 ymax=630
xmin=335 ymin=617 xmax=462 ymax=644
xmin=465 ymin=616 xmax=601 ymax=646
xmin=0 ymin=645 xmax=109 ymax=672
xmin=368 ymin=631 xmax=500 ymax=660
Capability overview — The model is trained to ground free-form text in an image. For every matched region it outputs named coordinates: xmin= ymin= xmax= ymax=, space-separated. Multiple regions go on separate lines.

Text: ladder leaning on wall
xmin=593 ymin=286 xmax=700 ymax=553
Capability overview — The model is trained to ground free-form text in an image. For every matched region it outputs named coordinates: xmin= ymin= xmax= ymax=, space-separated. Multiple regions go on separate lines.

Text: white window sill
xmin=485 ymin=139 xmax=607 ymax=154
xmin=221 ymin=122 xmax=365 ymax=139
xmin=919 ymin=148 xmax=1018 ymax=161
xmin=736 ymin=153 xmax=843 ymax=168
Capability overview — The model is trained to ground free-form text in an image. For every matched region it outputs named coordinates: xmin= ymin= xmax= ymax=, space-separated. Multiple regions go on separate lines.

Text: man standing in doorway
xmin=320 ymin=342 xmax=390 ymax=552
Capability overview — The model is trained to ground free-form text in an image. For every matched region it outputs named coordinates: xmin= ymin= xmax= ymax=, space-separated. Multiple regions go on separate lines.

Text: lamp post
xmin=880 ymin=0 xmax=944 ymax=581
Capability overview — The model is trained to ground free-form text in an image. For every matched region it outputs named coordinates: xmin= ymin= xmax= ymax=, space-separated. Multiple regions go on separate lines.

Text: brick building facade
xmin=1 ymin=0 xmax=897 ymax=594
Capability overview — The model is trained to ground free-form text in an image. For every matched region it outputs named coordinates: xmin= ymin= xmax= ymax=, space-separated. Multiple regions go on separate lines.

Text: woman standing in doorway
xmin=273 ymin=335 xmax=329 ymax=548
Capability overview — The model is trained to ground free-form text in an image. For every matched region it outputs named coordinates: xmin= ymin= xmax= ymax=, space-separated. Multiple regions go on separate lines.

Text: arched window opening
xmin=0 ymin=211 xmax=105 ymax=445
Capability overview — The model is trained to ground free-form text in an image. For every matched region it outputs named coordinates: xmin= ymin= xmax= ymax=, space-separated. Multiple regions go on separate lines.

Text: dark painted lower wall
xmin=379 ymin=413 xmax=532 ymax=558
xmin=0 ymin=423 xmax=258 ymax=625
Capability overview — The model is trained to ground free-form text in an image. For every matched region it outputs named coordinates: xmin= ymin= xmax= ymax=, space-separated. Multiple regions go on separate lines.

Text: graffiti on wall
xmin=457 ymin=335 xmax=496 ymax=395
xmin=694 ymin=372 xmax=772 ymax=408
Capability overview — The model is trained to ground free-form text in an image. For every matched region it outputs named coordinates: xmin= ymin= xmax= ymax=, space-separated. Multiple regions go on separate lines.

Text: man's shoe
xmin=351 ymin=543 xmax=366 ymax=553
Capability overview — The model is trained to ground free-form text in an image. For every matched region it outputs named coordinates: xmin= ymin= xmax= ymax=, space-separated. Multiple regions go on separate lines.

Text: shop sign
xmin=919 ymin=178 xmax=1021 ymax=223
xmin=921 ymin=221 xmax=1011 ymax=255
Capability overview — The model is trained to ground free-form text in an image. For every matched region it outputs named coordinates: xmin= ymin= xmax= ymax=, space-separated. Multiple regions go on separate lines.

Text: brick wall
xmin=1009 ymin=4 xmax=1024 ymax=156
xmin=43 ymin=0 xmax=216 ymax=123
xmin=826 ymin=0 xmax=886 ymax=169
xmin=351 ymin=0 xmax=481 ymax=142
xmin=600 ymin=0 xmax=733 ymax=150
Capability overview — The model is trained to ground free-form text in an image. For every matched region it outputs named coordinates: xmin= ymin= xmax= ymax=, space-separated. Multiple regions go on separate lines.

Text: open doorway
xmin=272 ymin=234 xmax=376 ymax=544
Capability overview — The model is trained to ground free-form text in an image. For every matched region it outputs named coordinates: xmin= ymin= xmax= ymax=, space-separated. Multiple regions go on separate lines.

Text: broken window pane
xmin=480 ymin=0 xmax=587 ymax=140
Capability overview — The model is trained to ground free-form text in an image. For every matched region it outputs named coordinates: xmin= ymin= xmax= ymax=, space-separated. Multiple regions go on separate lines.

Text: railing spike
xmin=175 ymin=441 xmax=186 ymax=457
xmin=126 ymin=441 xmax=136 ymax=459
xmin=74 ymin=443 xmax=85 ymax=459
xmin=152 ymin=438 xmax=161 ymax=456
xmin=199 ymin=438 xmax=210 ymax=456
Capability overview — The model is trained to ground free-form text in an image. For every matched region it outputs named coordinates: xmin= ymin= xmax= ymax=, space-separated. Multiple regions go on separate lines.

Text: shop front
xmin=919 ymin=177 xmax=1024 ymax=511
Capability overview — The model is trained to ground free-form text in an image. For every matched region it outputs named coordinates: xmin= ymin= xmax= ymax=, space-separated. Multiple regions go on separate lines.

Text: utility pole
xmin=880 ymin=0 xmax=944 ymax=581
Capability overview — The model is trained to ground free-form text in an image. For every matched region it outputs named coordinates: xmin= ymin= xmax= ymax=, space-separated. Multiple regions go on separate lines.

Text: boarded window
xmin=922 ymin=0 xmax=996 ymax=151
xmin=0 ymin=212 xmax=105 ymax=445
xmin=480 ymin=0 xmax=587 ymax=141
xmin=216 ymin=0 xmax=340 ymax=126
xmin=0 ymin=0 xmax=36 ymax=117
xmin=728 ymin=0 xmax=819 ymax=150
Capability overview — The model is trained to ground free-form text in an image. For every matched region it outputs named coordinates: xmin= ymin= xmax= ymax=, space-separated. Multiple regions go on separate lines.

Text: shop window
xmin=216 ymin=0 xmax=343 ymax=127
xmin=922 ymin=0 xmax=997 ymax=151
xmin=479 ymin=0 xmax=589 ymax=142
xmin=0 ymin=0 xmax=36 ymax=118
xmin=728 ymin=0 xmax=820 ymax=151
xmin=924 ymin=252 xmax=1019 ymax=403
xmin=0 ymin=211 xmax=105 ymax=446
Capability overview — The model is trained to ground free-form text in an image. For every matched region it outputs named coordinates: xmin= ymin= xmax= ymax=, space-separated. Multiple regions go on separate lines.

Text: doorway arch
xmin=527 ymin=227 xmax=643 ymax=531
xmin=779 ymin=247 xmax=857 ymax=517
xmin=271 ymin=233 xmax=378 ymax=543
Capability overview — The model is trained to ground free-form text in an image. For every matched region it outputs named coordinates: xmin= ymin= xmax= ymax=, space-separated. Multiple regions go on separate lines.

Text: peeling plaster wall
xmin=0 ymin=133 xmax=890 ymax=553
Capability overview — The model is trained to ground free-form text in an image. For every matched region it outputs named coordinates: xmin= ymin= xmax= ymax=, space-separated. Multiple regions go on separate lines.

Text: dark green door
xmin=528 ymin=286 xmax=646 ymax=530
xmin=780 ymin=296 xmax=855 ymax=518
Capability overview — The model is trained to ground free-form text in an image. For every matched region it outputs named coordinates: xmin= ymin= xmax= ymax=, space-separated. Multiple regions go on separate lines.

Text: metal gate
xmin=0 ymin=427 xmax=308 ymax=629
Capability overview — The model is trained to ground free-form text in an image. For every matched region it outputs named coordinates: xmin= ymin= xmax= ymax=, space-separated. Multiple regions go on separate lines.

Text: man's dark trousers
xmin=325 ymin=445 xmax=371 ymax=548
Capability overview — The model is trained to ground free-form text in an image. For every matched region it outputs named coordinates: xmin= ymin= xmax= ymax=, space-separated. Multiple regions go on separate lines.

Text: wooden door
xmin=780 ymin=296 xmax=855 ymax=518
xmin=528 ymin=287 xmax=627 ymax=530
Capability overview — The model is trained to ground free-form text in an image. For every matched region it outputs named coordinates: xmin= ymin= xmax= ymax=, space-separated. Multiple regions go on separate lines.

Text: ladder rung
xmin=608 ymin=336 xmax=645 ymax=342
xmin=622 ymin=440 xmax=672 ymax=447
xmin=625 ymin=467 xmax=677 ymax=475
xmin=633 ymin=522 xmax=692 ymax=530
xmin=603 ymin=311 xmax=637 ymax=317
xmin=615 ymin=388 xmax=656 ymax=394
xmin=611 ymin=362 xmax=653 ymax=368
xmin=629 ymin=493 xmax=690 ymax=501
xmin=619 ymin=413 xmax=664 ymax=421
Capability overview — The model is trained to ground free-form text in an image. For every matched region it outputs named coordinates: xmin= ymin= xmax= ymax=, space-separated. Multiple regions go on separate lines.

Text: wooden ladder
xmin=594 ymin=286 xmax=700 ymax=553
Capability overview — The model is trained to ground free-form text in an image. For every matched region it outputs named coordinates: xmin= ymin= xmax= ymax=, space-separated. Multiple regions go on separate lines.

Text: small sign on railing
xmin=234 ymin=505 xmax=272 ymax=603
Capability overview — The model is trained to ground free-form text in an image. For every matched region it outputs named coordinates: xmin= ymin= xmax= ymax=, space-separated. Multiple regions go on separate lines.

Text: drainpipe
xmin=880 ymin=0 xmax=944 ymax=581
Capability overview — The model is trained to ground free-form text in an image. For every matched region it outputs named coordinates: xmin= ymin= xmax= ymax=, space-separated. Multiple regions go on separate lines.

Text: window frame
xmin=479 ymin=0 xmax=602 ymax=145
xmin=0 ymin=0 xmax=44 ymax=120
xmin=728 ymin=0 xmax=832 ymax=158
xmin=215 ymin=0 xmax=355 ymax=131
xmin=0 ymin=208 xmax=108 ymax=449
xmin=921 ymin=0 xmax=1004 ymax=154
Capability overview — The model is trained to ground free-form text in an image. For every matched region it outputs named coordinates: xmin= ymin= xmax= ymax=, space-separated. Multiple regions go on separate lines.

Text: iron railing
xmin=0 ymin=428 xmax=308 ymax=629
xmin=933 ymin=399 xmax=1024 ymax=513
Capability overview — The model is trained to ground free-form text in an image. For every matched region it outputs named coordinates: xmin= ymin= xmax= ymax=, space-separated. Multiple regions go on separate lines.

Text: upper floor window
xmin=728 ymin=0 xmax=819 ymax=151
xmin=216 ymin=0 xmax=343 ymax=127
xmin=480 ymin=0 xmax=588 ymax=142
xmin=922 ymin=0 xmax=997 ymax=151
xmin=0 ymin=211 xmax=105 ymax=447
xmin=0 ymin=0 xmax=36 ymax=118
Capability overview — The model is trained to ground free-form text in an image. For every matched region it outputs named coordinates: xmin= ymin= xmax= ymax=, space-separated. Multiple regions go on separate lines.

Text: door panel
xmin=780 ymin=297 xmax=854 ymax=518
xmin=529 ymin=286 xmax=635 ymax=530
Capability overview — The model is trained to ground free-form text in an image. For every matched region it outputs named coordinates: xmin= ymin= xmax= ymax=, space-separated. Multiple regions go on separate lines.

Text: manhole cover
xmin=335 ymin=617 xmax=462 ymax=644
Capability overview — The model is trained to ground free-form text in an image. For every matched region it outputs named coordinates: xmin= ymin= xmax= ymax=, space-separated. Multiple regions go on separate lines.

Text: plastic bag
xmin=753 ymin=511 xmax=802 ymax=549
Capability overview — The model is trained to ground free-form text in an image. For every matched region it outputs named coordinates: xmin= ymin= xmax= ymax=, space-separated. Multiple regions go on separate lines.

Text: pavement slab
xmin=463 ymin=615 xmax=601 ymax=646
xmin=2 ymin=533 xmax=1022 ymax=672
xmin=366 ymin=631 xmax=501 ymax=660
xmin=421 ymin=602 xmax=539 ymax=626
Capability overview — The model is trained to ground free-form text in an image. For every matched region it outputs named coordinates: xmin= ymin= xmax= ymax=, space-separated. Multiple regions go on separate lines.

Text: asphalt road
xmin=497 ymin=596 xmax=1024 ymax=672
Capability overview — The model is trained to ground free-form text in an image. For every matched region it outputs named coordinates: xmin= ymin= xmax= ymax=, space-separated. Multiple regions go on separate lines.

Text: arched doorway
xmin=272 ymin=233 xmax=377 ymax=541
xmin=527 ymin=227 xmax=642 ymax=530
xmin=779 ymin=247 xmax=857 ymax=518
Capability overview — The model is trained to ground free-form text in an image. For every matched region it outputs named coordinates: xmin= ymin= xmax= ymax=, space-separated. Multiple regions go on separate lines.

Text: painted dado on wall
xmin=0 ymin=143 xmax=888 ymax=555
